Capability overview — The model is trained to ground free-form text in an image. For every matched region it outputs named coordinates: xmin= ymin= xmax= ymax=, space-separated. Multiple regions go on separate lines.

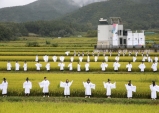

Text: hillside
xmin=63 ymin=0 xmax=159 ymax=30
xmin=0 ymin=0 xmax=79 ymax=22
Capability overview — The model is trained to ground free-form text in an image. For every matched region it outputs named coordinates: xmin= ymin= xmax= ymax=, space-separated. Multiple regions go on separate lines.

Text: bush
xmin=52 ymin=43 xmax=58 ymax=47
xmin=26 ymin=42 xmax=39 ymax=47
xmin=46 ymin=40 xmax=51 ymax=45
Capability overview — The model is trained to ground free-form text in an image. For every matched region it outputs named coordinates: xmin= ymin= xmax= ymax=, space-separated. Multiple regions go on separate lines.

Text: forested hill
xmin=63 ymin=0 xmax=159 ymax=30
xmin=0 ymin=0 xmax=79 ymax=22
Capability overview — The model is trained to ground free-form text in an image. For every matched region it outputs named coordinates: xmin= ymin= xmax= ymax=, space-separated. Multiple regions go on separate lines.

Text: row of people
xmin=35 ymin=55 xmax=159 ymax=63
xmin=0 ymin=78 xmax=159 ymax=100
xmin=6 ymin=61 xmax=158 ymax=72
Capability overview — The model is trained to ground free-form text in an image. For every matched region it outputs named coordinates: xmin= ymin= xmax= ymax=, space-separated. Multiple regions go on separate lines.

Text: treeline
xmin=0 ymin=20 xmax=91 ymax=41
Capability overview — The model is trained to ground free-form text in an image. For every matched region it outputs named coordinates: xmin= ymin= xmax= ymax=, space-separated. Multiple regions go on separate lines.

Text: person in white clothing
xmin=68 ymin=62 xmax=73 ymax=71
xmin=135 ymin=51 xmax=138 ymax=57
xmin=147 ymin=56 xmax=151 ymax=62
xmin=142 ymin=55 xmax=147 ymax=62
xmin=129 ymin=51 xmax=132 ymax=56
xmin=151 ymin=61 xmax=157 ymax=72
xmin=115 ymin=56 xmax=120 ymax=62
xmin=65 ymin=51 xmax=70 ymax=56
xmin=83 ymin=79 xmax=95 ymax=98
xmin=125 ymin=80 xmax=136 ymax=99
xmin=109 ymin=51 xmax=112 ymax=57
xmin=103 ymin=79 xmax=116 ymax=98
xmin=59 ymin=56 xmax=65 ymax=62
xmin=23 ymin=61 xmax=27 ymax=71
xmin=77 ymin=62 xmax=81 ymax=72
xmin=52 ymin=55 xmax=57 ymax=62
xmin=0 ymin=78 xmax=8 ymax=97
xmin=35 ymin=61 xmax=42 ymax=71
xmin=94 ymin=56 xmax=98 ymax=62
xmin=138 ymin=62 xmax=146 ymax=72
xmin=150 ymin=81 xmax=159 ymax=100
xmin=87 ymin=56 xmax=90 ymax=62
xmin=113 ymin=61 xmax=120 ymax=72
xmin=132 ymin=56 xmax=137 ymax=62
xmin=104 ymin=56 xmax=108 ymax=62
xmin=58 ymin=62 xmax=65 ymax=71
xmin=35 ymin=55 xmax=38 ymax=62
xmin=39 ymin=77 xmax=50 ymax=97
xmin=126 ymin=62 xmax=132 ymax=72
xmin=45 ymin=62 xmax=50 ymax=71
xmin=60 ymin=79 xmax=73 ymax=98
xmin=154 ymin=56 xmax=158 ymax=63
xmin=79 ymin=56 xmax=83 ymax=62
xmin=23 ymin=77 xmax=32 ymax=96
xmin=70 ymin=56 xmax=74 ymax=62
xmin=7 ymin=61 xmax=12 ymax=71
xmin=101 ymin=62 xmax=108 ymax=71
xmin=43 ymin=55 xmax=49 ymax=62
xmin=85 ymin=62 xmax=90 ymax=72
xmin=15 ymin=61 xmax=20 ymax=71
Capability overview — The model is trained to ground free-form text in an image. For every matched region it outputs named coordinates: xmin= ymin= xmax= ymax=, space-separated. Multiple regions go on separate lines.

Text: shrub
xmin=26 ymin=42 xmax=39 ymax=47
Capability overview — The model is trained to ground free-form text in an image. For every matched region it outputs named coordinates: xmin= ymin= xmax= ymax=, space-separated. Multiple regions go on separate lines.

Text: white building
xmin=97 ymin=17 xmax=145 ymax=49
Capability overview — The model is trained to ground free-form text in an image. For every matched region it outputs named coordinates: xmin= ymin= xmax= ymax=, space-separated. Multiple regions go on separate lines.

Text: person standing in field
xmin=113 ymin=61 xmax=120 ymax=72
xmin=70 ymin=56 xmax=74 ymax=62
xmin=101 ymin=61 xmax=108 ymax=71
xmin=68 ymin=62 xmax=73 ymax=71
xmin=150 ymin=81 xmax=159 ymax=100
xmin=103 ymin=79 xmax=116 ymax=98
xmin=151 ymin=61 xmax=158 ymax=72
xmin=35 ymin=61 xmax=42 ymax=71
xmin=39 ymin=77 xmax=50 ymax=97
xmin=45 ymin=61 xmax=50 ymax=71
xmin=15 ymin=61 xmax=20 ymax=71
xmin=35 ymin=55 xmax=38 ymax=62
xmin=23 ymin=77 xmax=32 ymax=96
xmin=132 ymin=56 xmax=137 ymax=62
xmin=0 ymin=78 xmax=8 ymax=97
xmin=60 ymin=79 xmax=73 ymax=98
xmin=52 ymin=55 xmax=57 ymax=62
xmin=7 ymin=61 xmax=12 ymax=71
xmin=85 ymin=62 xmax=90 ymax=72
xmin=58 ymin=62 xmax=65 ymax=71
xmin=94 ymin=55 xmax=98 ymax=62
xmin=125 ymin=80 xmax=136 ymax=99
xmin=23 ymin=61 xmax=27 ymax=71
xmin=77 ymin=62 xmax=81 ymax=72
xmin=79 ymin=56 xmax=83 ymax=62
xmin=126 ymin=62 xmax=132 ymax=72
xmin=83 ymin=79 xmax=95 ymax=98
xmin=138 ymin=61 xmax=146 ymax=72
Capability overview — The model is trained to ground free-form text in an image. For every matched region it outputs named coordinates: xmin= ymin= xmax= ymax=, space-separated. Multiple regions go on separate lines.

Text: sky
xmin=0 ymin=0 xmax=107 ymax=8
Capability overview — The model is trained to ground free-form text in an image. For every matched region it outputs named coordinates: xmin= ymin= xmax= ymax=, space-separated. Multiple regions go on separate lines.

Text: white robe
xmin=59 ymin=56 xmax=65 ymax=62
xmin=101 ymin=63 xmax=108 ymax=71
xmin=65 ymin=51 xmax=70 ymax=56
xmin=142 ymin=56 xmax=147 ymax=62
xmin=35 ymin=56 xmax=38 ymax=62
xmin=138 ymin=63 xmax=146 ymax=72
xmin=135 ymin=52 xmax=138 ymax=57
xmin=150 ymin=85 xmax=159 ymax=99
xmin=70 ymin=57 xmax=74 ymax=62
xmin=58 ymin=63 xmax=65 ymax=71
xmin=126 ymin=64 xmax=132 ymax=72
xmin=94 ymin=56 xmax=98 ymax=62
xmin=147 ymin=57 xmax=151 ymax=62
xmin=83 ymin=82 xmax=95 ymax=95
xmin=23 ymin=63 xmax=27 ymax=71
xmin=60 ymin=81 xmax=73 ymax=95
xmin=68 ymin=63 xmax=73 ymax=71
xmin=39 ymin=80 xmax=50 ymax=93
xmin=125 ymin=84 xmax=136 ymax=98
xmin=45 ymin=63 xmax=50 ymax=71
xmin=15 ymin=63 xmax=20 ymax=71
xmin=0 ymin=81 xmax=8 ymax=94
xmin=85 ymin=63 xmax=90 ymax=71
xmin=35 ymin=63 xmax=42 ymax=70
xmin=87 ymin=56 xmax=90 ymax=62
xmin=103 ymin=82 xmax=116 ymax=96
xmin=132 ymin=57 xmax=137 ymax=62
xmin=113 ymin=62 xmax=120 ymax=70
xmin=151 ymin=63 xmax=157 ymax=72
xmin=154 ymin=57 xmax=158 ymax=62
xmin=77 ymin=64 xmax=81 ymax=71
xmin=43 ymin=55 xmax=49 ymax=62
xmin=7 ymin=63 xmax=12 ymax=70
xmin=23 ymin=81 xmax=32 ymax=94
xmin=104 ymin=56 xmax=108 ymax=62
xmin=52 ymin=56 xmax=57 ymax=62
xmin=79 ymin=56 xmax=83 ymax=62
xmin=115 ymin=56 xmax=120 ymax=62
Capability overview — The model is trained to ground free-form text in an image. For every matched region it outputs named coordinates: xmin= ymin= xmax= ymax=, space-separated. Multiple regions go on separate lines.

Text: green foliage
xmin=26 ymin=42 xmax=39 ymax=47
xmin=52 ymin=43 xmax=58 ymax=47
xmin=86 ymin=30 xmax=97 ymax=37
xmin=45 ymin=40 xmax=51 ymax=45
